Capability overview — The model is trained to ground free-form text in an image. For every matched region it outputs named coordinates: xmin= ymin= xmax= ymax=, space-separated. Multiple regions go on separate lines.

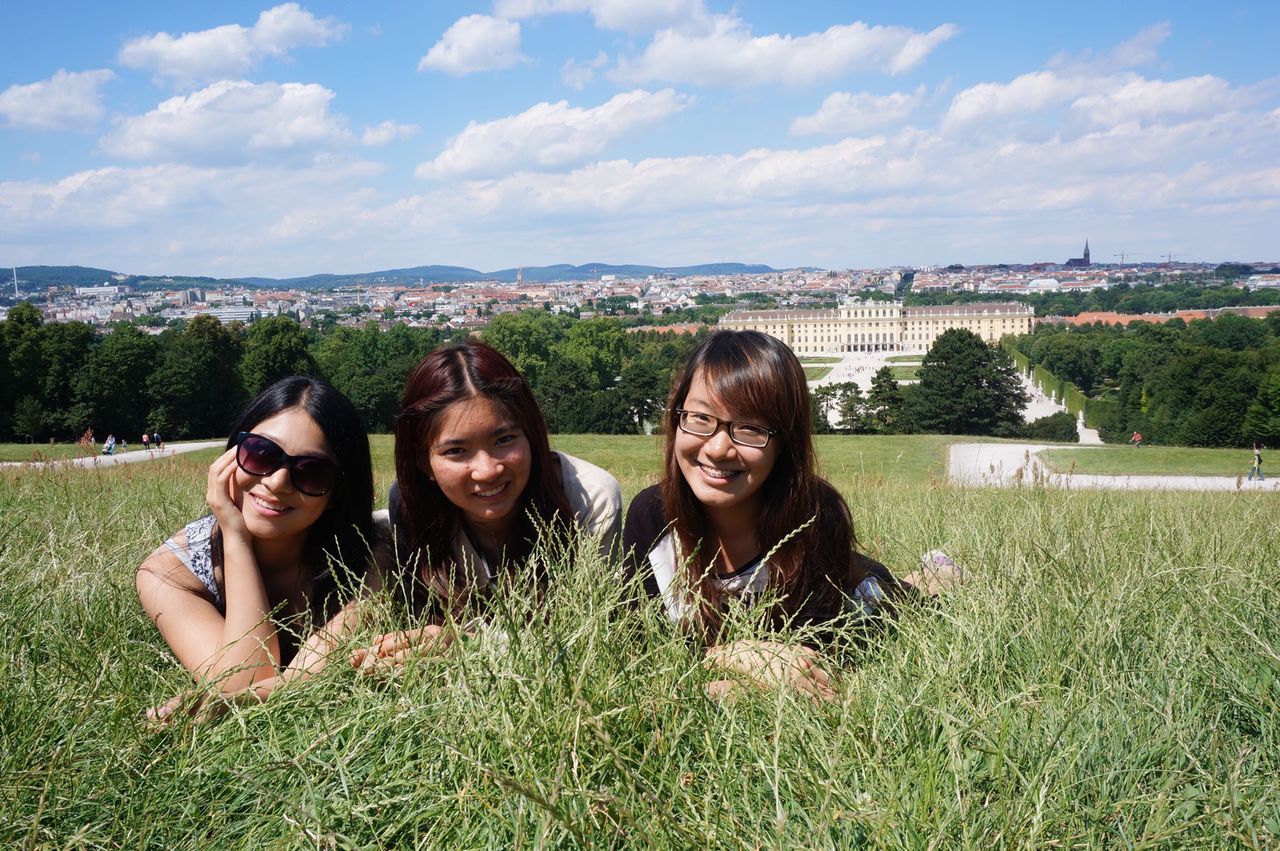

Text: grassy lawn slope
xmin=2 ymin=436 xmax=1278 ymax=846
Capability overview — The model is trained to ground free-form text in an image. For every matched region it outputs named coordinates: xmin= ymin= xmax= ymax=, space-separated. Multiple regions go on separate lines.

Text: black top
xmin=621 ymin=484 xmax=901 ymax=630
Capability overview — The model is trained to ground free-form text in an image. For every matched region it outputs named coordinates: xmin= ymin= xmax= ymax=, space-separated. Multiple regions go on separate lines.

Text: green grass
xmin=0 ymin=442 xmax=94 ymax=462
xmin=804 ymin=366 xmax=834 ymax=381
xmin=889 ymin=365 xmax=919 ymax=382
xmin=1040 ymin=445 xmax=1264 ymax=477
xmin=799 ymin=356 xmax=840 ymax=364
xmin=3 ymin=437 xmax=1279 ymax=846
xmin=884 ymin=355 xmax=923 ymax=363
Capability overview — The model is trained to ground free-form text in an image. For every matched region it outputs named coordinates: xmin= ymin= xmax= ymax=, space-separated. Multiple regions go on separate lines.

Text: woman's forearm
xmin=199 ymin=536 xmax=281 ymax=691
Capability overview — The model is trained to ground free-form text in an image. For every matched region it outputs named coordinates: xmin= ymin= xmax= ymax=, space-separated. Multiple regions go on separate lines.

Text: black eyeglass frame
xmin=673 ymin=409 xmax=779 ymax=448
xmin=235 ymin=431 xmax=341 ymax=497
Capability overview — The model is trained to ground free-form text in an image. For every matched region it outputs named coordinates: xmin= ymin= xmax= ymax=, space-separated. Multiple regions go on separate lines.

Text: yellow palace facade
xmin=718 ymin=300 xmax=1035 ymax=355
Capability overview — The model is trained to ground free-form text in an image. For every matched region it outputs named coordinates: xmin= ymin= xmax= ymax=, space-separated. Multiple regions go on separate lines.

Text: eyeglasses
xmin=235 ymin=432 xmax=340 ymax=497
xmin=674 ymin=409 xmax=777 ymax=448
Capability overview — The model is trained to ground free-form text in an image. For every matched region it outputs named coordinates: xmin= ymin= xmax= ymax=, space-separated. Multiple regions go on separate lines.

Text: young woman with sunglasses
xmin=350 ymin=340 xmax=620 ymax=669
xmin=622 ymin=330 xmax=958 ymax=701
xmin=136 ymin=376 xmax=375 ymax=719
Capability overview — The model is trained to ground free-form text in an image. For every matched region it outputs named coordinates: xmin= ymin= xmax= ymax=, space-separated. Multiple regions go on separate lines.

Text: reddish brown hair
xmin=660 ymin=330 xmax=869 ymax=636
xmin=393 ymin=341 xmax=571 ymax=610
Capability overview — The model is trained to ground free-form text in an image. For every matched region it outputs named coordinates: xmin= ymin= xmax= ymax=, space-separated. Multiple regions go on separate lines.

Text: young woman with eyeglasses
xmin=349 ymin=340 xmax=621 ymax=670
xmin=622 ymin=330 xmax=958 ymax=701
xmin=136 ymin=376 xmax=375 ymax=720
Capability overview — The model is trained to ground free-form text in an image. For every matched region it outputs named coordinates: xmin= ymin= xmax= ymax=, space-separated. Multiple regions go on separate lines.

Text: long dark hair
xmin=212 ymin=375 xmax=375 ymax=622
xmin=393 ymin=340 xmax=572 ymax=610
xmin=660 ymin=330 xmax=868 ymax=635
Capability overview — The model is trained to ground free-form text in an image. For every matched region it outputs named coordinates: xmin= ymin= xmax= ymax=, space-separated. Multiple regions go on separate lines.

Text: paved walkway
xmin=949 ymin=442 xmax=1279 ymax=492
xmin=0 ymin=441 xmax=224 ymax=469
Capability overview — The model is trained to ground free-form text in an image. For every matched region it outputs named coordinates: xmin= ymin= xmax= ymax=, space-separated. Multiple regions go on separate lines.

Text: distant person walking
xmin=153 ymin=431 xmax=163 ymax=450
xmin=1248 ymin=442 xmax=1265 ymax=481
xmin=1130 ymin=431 xmax=1143 ymax=447
xmin=142 ymin=432 xmax=150 ymax=451
xmin=103 ymin=434 xmax=117 ymax=456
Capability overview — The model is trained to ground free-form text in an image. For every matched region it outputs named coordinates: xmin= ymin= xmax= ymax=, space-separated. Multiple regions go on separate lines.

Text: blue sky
xmin=1 ymin=1 xmax=1277 ymax=277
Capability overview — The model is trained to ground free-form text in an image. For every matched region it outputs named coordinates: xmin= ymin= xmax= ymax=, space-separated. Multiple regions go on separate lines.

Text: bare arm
xmin=136 ymin=448 xmax=280 ymax=693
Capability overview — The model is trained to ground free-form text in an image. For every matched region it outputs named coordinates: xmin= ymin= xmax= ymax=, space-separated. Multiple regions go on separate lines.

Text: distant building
xmin=1064 ymin=240 xmax=1091 ymax=268
xmin=719 ymin=299 xmax=1034 ymax=354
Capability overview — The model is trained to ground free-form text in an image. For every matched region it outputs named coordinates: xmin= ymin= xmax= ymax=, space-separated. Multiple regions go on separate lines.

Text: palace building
xmin=718 ymin=299 xmax=1035 ymax=355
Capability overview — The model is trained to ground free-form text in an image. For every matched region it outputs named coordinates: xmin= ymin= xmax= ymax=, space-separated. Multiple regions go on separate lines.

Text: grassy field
xmin=0 ymin=442 xmax=94 ymax=462
xmin=889 ymin=365 xmax=919 ymax=382
xmin=3 ymin=436 xmax=1279 ymax=846
xmin=803 ymin=366 xmax=834 ymax=381
xmin=884 ymin=355 xmax=923 ymax=363
xmin=1040 ymin=445 xmax=1264 ymax=477
xmin=799 ymin=356 xmax=840 ymax=364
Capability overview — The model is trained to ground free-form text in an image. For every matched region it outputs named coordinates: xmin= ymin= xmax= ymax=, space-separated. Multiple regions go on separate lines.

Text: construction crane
xmin=1162 ymin=251 xmax=1187 ymax=264
xmin=1113 ymin=252 xmax=1142 ymax=264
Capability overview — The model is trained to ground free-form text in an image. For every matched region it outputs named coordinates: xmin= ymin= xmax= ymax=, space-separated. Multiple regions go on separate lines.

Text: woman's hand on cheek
xmin=703 ymin=639 xmax=837 ymax=702
xmin=206 ymin=447 xmax=250 ymax=542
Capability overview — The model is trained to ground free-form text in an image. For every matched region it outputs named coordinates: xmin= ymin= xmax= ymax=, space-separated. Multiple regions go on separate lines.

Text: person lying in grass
xmin=622 ymin=330 xmax=959 ymax=701
xmin=351 ymin=340 xmax=621 ymax=670
xmin=136 ymin=376 xmax=376 ymax=721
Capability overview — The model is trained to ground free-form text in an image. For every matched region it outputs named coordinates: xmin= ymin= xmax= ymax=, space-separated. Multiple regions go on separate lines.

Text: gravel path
xmin=0 ymin=441 xmax=225 ymax=469
xmin=948 ymin=442 xmax=1278 ymax=492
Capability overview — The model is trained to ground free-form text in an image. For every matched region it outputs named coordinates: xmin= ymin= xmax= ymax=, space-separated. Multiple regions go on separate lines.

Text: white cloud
xmin=118 ymin=3 xmax=347 ymax=86
xmin=361 ymin=121 xmax=420 ymax=146
xmin=418 ymin=15 xmax=526 ymax=76
xmin=416 ymin=89 xmax=691 ymax=179
xmin=1049 ymin=22 xmax=1171 ymax=73
xmin=791 ymin=86 xmax=926 ymax=135
xmin=1071 ymin=75 xmax=1265 ymax=126
xmin=561 ymin=51 xmax=609 ymax=90
xmin=945 ymin=68 xmax=1272 ymax=134
xmin=943 ymin=70 xmax=1091 ymax=128
xmin=494 ymin=0 xmax=710 ymax=34
xmin=0 ymin=69 xmax=116 ymax=130
xmin=99 ymin=80 xmax=352 ymax=165
xmin=612 ymin=17 xmax=958 ymax=87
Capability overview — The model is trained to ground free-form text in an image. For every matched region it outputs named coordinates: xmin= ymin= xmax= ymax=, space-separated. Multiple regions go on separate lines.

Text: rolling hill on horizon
xmin=8 ymin=262 xmax=790 ymax=291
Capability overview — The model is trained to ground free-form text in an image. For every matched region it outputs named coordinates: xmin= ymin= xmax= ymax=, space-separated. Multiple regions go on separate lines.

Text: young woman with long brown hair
xmin=622 ymin=330 xmax=956 ymax=700
xmin=352 ymin=340 xmax=621 ymax=668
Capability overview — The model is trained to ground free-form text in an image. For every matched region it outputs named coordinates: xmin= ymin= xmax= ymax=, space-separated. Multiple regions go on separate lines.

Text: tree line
xmin=0 ymin=303 xmax=704 ymax=443
xmin=4 ymin=300 xmax=1089 ymax=445
xmin=906 ymin=279 xmax=1280 ymax=319
xmin=1012 ymin=312 xmax=1280 ymax=446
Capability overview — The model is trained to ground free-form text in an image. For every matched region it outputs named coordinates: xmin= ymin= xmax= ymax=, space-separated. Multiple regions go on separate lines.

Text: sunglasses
xmin=235 ymin=432 xmax=340 ymax=497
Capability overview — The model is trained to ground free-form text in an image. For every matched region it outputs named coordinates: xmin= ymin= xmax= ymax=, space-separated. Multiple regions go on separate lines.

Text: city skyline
xmin=2 ymin=1 xmax=1278 ymax=277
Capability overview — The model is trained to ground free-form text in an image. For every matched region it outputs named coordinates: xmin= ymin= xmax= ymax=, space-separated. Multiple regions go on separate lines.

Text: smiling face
xmin=234 ymin=406 xmax=334 ymax=544
xmin=424 ymin=395 xmax=533 ymax=538
xmin=674 ymin=369 xmax=780 ymax=527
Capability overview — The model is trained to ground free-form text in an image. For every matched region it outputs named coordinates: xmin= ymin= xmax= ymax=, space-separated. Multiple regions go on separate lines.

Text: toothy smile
xmin=475 ymin=483 xmax=510 ymax=498
xmin=698 ymin=463 xmax=742 ymax=479
xmin=251 ymin=494 xmax=292 ymax=513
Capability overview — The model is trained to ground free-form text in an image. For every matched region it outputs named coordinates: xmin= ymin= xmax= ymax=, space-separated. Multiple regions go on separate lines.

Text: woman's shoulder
xmin=553 ymin=451 xmax=622 ymax=522
xmin=622 ymin=484 xmax=666 ymax=541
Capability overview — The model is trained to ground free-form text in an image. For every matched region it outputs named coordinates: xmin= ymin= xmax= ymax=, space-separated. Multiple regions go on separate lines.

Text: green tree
xmin=148 ymin=315 xmax=246 ymax=438
xmin=38 ymin=321 xmax=96 ymax=435
xmin=2 ymin=301 xmax=44 ymax=437
xmin=864 ymin=367 xmax=906 ymax=433
xmin=482 ymin=310 xmax=571 ymax=387
xmin=12 ymin=396 xmax=46 ymax=442
xmin=555 ymin=317 xmax=626 ymax=387
xmin=240 ymin=316 xmax=316 ymax=395
xmin=906 ymin=329 xmax=1027 ymax=436
xmin=69 ymin=325 xmax=159 ymax=438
